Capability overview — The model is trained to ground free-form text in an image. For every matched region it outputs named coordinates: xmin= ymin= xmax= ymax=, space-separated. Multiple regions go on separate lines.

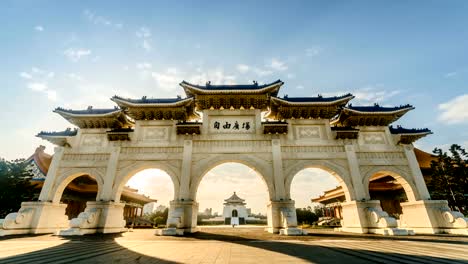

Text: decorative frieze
xmin=62 ymin=153 xmax=110 ymax=161
xmin=193 ymin=140 xmax=271 ymax=153
xmin=281 ymin=146 xmax=345 ymax=153
xmin=357 ymin=152 xmax=405 ymax=160
xmin=120 ymin=147 xmax=183 ymax=154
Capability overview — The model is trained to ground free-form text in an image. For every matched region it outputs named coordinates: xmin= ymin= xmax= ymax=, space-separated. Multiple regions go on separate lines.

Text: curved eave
xmin=271 ymin=95 xmax=354 ymax=106
xmin=54 ymin=108 xmax=123 ymax=118
xmin=111 ymin=96 xmax=194 ymax=108
xmin=36 ymin=134 xmax=70 ymax=146
xmin=343 ymin=106 xmax=415 ymax=115
xmin=181 ymin=81 xmax=283 ymax=96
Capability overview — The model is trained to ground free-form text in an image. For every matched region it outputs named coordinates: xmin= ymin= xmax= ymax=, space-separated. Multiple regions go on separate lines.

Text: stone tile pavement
xmin=0 ymin=227 xmax=467 ymax=263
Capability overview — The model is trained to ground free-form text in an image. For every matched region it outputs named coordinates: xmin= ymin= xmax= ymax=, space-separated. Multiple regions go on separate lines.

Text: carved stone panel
xmin=295 ymin=126 xmax=322 ymax=140
xmin=142 ymin=127 xmax=169 ymax=140
xmin=361 ymin=132 xmax=387 ymax=145
xmin=81 ymin=134 xmax=105 ymax=147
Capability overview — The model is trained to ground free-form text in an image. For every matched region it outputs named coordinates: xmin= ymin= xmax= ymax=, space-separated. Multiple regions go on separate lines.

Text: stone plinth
xmin=400 ymin=200 xmax=468 ymax=235
xmin=59 ymin=201 xmax=126 ymax=236
xmin=156 ymin=200 xmax=198 ymax=236
xmin=266 ymin=200 xmax=301 ymax=235
xmin=0 ymin=202 xmax=68 ymax=236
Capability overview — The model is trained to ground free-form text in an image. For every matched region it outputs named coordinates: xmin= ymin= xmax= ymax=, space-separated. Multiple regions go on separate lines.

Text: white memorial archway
xmin=1 ymin=80 xmax=466 ymax=236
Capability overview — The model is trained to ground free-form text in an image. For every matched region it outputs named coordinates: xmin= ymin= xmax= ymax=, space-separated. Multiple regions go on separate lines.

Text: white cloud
xmin=305 ymin=46 xmax=322 ymax=57
xmin=46 ymin=90 xmax=57 ymax=101
xmin=63 ymin=48 xmax=92 ymax=62
xmin=236 ymin=64 xmax=250 ymax=73
xmin=34 ymin=25 xmax=44 ymax=32
xmin=151 ymin=68 xmax=181 ymax=91
xmin=188 ymin=68 xmax=237 ymax=85
xmin=267 ymin=58 xmax=288 ymax=71
xmin=438 ymin=94 xmax=468 ymax=124
xmin=136 ymin=62 xmax=152 ymax=70
xmin=83 ymin=10 xmax=123 ymax=29
xmin=351 ymin=85 xmax=400 ymax=104
xmin=67 ymin=73 xmax=83 ymax=81
xmin=19 ymin=72 xmax=32 ymax=79
xmin=20 ymin=68 xmax=57 ymax=101
xmin=27 ymin=82 xmax=47 ymax=91
xmin=253 ymin=68 xmax=273 ymax=77
xmin=296 ymin=85 xmax=304 ymax=89
xmin=136 ymin=27 xmax=152 ymax=52
xmin=142 ymin=39 xmax=152 ymax=51
xmin=287 ymin=73 xmax=295 ymax=79
xmin=444 ymin=72 xmax=457 ymax=78
xmin=136 ymin=27 xmax=151 ymax=38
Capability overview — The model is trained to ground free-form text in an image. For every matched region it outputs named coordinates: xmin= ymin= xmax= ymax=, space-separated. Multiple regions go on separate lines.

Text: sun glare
xmin=125 ymin=169 xmax=174 ymax=207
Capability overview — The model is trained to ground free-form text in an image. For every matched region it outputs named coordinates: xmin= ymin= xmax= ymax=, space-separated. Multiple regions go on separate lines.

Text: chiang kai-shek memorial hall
xmin=1 ymin=80 xmax=467 ymax=236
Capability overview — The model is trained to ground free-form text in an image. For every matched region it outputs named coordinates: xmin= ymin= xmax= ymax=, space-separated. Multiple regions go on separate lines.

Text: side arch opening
xmin=52 ymin=171 xmax=103 ymax=220
xmin=365 ymin=170 xmax=417 ymax=219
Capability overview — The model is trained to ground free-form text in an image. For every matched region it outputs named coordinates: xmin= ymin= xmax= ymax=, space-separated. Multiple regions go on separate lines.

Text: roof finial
xmin=253 ymin=80 xmax=258 ymax=85
xmin=87 ymin=106 xmax=93 ymax=110
xmin=206 ymin=81 xmax=211 ymax=86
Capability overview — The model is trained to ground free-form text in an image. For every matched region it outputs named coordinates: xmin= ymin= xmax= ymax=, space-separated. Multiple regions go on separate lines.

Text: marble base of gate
xmin=59 ymin=201 xmax=126 ymax=236
xmin=0 ymin=201 xmax=68 ymax=236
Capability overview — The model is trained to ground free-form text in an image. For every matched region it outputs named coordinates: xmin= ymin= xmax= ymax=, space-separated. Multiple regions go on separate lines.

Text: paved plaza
xmin=0 ymin=227 xmax=466 ymax=264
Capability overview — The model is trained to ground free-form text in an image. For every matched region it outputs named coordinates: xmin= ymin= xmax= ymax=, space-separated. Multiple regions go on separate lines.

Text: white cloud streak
xmin=136 ymin=27 xmax=152 ymax=51
xmin=64 ymin=48 xmax=92 ymax=62
xmin=83 ymin=10 xmax=123 ymax=29
xmin=438 ymin=94 xmax=468 ymax=124
xmin=267 ymin=58 xmax=288 ymax=71
xmin=34 ymin=25 xmax=44 ymax=32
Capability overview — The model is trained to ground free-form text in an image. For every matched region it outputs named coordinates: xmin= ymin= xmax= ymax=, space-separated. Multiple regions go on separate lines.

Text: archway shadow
xmin=0 ymin=231 xmax=466 ymax=263
xmin=185 ymin=231 xmax=468 ymax=263
xmin=0 ymin=233 xmax=178 ymax=264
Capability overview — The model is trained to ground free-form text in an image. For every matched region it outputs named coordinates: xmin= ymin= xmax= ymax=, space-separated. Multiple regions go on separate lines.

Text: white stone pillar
xmin=402 ymin=145 xmax=430 ymax=200
xmin=271 ymin=138 xmax=285 ymax=199
xmin=179 ymin=139 xmax=193 ymax=200
xmin=38 ymin=147 xmax=65 ymax=202
xmin=344 ymin=144 xmax=366 ymax=200
xmin=101 ymin=146 xmax=121 ymax=201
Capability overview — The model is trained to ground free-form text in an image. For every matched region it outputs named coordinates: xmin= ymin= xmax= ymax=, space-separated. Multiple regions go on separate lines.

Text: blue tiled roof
xmin=112 ymin=95 xmax=186 ymax=104
xmin=279 ymin=93 xmax=353 ymax=103
xmin=37 ymin=128 xmax=78 ymax=137
xmin=181 ymin=79 xmax=283 ymax=90
xmin=54 ymin=106 xmax=120 ymax=115
xmin=389 ymin=126 xmax=432 ymax=134
xmin=346 ymin=104 xmax=413 ymax=112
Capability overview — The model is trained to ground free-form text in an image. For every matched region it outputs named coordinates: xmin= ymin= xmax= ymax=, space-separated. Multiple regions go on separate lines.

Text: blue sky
xmin=1 ymin=1 xmax=468 ymax=212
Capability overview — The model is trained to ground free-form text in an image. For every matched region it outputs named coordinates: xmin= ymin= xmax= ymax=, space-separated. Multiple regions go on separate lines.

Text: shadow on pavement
xmin=186 ymin=231 xmax=468 ymax=264
xmin=0 ymin=233 xmax=178 ymax=264
xmin=0 ymin=231 xmax=466 ymax=263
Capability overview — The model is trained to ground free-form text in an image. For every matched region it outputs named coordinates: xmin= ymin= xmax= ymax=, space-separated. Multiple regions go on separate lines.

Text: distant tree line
xmin=143 ymin=208 xmax=169 ymax=226
xmin=0 ymin=159 xmax=38 ymax=218
xmin=428 ymin=144 xmax=468 ymax=214
xmin=296 ymin=206 xmax=323 ymax=225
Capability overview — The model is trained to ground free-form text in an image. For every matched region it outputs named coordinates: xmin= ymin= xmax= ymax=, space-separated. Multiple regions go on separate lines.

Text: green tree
xmin=144 ymin=208 xmax=169 ymax=226
xmin=429 ymin=144 xmax=468 ymax=214
xmin=0 ymin=158 xmax=38 ymax=218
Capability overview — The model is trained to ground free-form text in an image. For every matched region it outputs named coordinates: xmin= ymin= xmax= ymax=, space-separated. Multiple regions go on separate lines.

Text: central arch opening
xmin=119 ymin=168 xmax=174 ymax=228
xmin=196 ymin=162 xmax=269 ymax=227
